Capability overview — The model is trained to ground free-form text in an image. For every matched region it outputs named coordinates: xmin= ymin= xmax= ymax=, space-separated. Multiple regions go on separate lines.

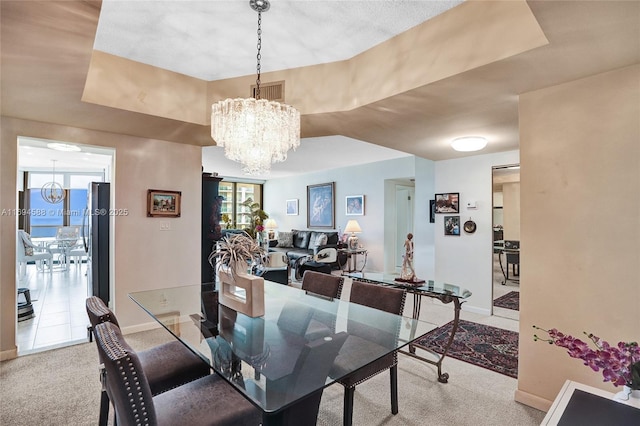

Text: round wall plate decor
xmin=463 ymin=219 xmax=477 ymax=234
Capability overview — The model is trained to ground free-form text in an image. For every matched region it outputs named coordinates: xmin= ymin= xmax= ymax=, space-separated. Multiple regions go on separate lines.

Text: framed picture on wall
xmin=345 ymin=195 xmax=364 ymax=216
xmin=147 ymin=189 xmax=181 ymax=217
xmin=435 ymin=193 xmax=460 ymax=213
xmin=444 ymin=215 xmax=460 ymax=236
xmin=286 ymin=199 xmax=298 ymax=216
xmin=429 ymin=200 xmax=435 ymax=223
xmin=307 ymin=182 xmax=335 ymax=228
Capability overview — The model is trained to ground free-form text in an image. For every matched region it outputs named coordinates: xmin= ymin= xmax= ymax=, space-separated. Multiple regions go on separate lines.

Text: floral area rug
xmin=414 ymin=319 xmax=518 ymax=378
xmin=493 ymin=291 xmax=520 ymax=311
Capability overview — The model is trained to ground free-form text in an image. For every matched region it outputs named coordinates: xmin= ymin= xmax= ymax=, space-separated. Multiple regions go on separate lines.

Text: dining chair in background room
xmin=86 ymin=296 xmax=211 ymax=426
xmin=17 ymin=230 xmax=53 ymax=277
xmin=93 ymin=321 xmax=262 ymax=426
xmin=330 ymin=280 xmax=407 ymax=426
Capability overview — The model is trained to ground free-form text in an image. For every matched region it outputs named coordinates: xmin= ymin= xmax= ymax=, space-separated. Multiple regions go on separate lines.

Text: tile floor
xmin=16 ymin=261 xmax=90 ymax=355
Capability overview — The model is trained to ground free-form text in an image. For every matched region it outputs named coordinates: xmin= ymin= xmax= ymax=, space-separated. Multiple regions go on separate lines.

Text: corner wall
xmin=0 ymin=117 xmax=201 ymax=359
xmin=434 ymin=150 xmax=519 ymax=314
xmin=517 ymin=64 xmax=640 ymax=408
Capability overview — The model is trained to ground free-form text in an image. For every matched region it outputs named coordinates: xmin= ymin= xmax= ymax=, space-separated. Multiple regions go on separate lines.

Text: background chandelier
xmin=211 ymin=0 xmax=300 ymax=176
xmin=41 ymin=160 xmax=65 ymax=204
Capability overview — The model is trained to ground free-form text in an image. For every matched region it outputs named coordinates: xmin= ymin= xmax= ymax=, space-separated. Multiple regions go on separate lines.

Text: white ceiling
xmin=18 ymin=137 xmax=114 ymax=172
xmin=202 ymin=135 xmax=412 ymax=180
xmin=95 ymin=0 xmax=464 ymax=81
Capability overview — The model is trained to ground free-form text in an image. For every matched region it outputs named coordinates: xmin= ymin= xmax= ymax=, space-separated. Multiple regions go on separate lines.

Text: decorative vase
xmin=613 ymin=385 xmax=640 ymax=405
xmin=218 ymin=262 xmax=265 ymax=318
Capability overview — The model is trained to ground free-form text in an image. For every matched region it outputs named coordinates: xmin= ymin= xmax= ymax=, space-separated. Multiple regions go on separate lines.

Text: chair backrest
xmin=93 ymin=322 xmax=158 ymax=426
xmin=504 ymin=240 xmax=520 ymax=249
xmin=86 ymin=296 xmax=120 ymax=328
xmin=56 ymin=226 xmax=80 ymax=243
xmin=16 ymin=231 xmax=28 ymax=261
xmin=301 ymin=271 xmax=344 ymax=299
xmin=348 ymin=281 xmax=406 ymax=352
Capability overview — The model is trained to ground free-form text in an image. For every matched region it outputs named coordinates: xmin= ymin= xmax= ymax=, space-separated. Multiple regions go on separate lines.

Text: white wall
xmin=413 ymin=156 xmax=436 ymax=279
xmin=434 ymin=150 xmax=519 ymax=314
xmin=264 ymin=156 xmax=418 ymax=273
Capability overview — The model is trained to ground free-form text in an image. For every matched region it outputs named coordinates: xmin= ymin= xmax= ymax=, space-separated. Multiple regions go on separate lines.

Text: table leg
xmin=408 ymin=293 xmax=421 ymax=354
xmin=401 ymin=294 xmax=464 ymax=384
xmin=498 ymin=251 xmax=507 ymax=284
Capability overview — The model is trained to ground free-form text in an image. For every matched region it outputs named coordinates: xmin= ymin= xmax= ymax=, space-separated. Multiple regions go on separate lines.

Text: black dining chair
xmin=86 ymin=296 xmax=211 ymax=426
xmin=93 ymin=321 xmax=262 ymax=426
xmin=330 ymin=280 xmax=406 ymax=426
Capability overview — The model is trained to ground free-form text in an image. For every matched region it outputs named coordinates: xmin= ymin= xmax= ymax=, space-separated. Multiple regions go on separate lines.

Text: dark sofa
xmin=270 ymin=229 xmax=340 ymax=267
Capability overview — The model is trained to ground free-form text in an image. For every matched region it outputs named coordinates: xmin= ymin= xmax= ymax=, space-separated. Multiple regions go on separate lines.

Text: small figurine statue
xmin=401 ymin=233 xmax=416 ymax=281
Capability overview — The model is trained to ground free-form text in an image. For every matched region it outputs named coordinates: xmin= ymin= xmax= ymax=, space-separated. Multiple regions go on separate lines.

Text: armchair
xmin=255 ymin=252 xmax=290 ymax=285
xmin=17 ymin=230 xmax=52 ymax=277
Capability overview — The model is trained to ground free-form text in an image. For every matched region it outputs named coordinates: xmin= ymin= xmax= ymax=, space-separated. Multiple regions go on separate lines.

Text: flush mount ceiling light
xmin=211 ymin=0 xmax=300 ymax=176
xmin=47 ymin=142 xmax=81 ymax=152
xmin=451 ymin=137 xmax=488 ymax=152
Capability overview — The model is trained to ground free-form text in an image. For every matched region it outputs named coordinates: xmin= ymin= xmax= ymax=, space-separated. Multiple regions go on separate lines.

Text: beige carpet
xmin=0 ymin=327 xmax=545 ymax=426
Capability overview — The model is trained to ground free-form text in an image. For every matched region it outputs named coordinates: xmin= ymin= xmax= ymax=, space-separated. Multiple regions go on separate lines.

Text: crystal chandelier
xmin=211 ymin=0 xmax=300 ymax=176
xmin=41 ymin=160 xmax=65 ymax=204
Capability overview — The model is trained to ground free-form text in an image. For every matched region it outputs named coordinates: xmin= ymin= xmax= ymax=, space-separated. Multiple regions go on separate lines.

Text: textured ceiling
xmin=95 ymin=0 xmax=464 ymax=81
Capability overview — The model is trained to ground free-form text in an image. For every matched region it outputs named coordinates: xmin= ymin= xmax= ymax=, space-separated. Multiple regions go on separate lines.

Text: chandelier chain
xmin=255 ymin=11 xmax=262 ymax=99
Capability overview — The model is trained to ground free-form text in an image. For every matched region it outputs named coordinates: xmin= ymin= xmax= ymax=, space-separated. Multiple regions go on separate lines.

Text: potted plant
xmin=533 ymin=326 xmax=640 ymax=401
xmin=208 ymin=232 xmax=266 ymax=317
xmin=239 ymin=198 xmax=268 ymax=239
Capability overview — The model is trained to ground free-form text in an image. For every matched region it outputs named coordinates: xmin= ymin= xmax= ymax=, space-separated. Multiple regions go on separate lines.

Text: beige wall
xmin=516 ymin=64 xmax=640 ymax=409
xmin=502 ymin=182 xmax=520 ymax=241
xmin=0 ymin=117 xmax=201 ymax=359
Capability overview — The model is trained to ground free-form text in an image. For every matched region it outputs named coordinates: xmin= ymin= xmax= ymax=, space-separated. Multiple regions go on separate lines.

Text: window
xmin=218 ymin=182 xmax=263 ymax=230
xmin=26 ymin=171 xmax=104 ymax=237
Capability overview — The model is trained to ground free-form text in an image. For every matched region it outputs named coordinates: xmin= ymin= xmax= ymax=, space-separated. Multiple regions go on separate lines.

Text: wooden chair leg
xmin=343 ymin=386 xmax=355 ymax=426
xmin=390 ymin=365 xmax=399 ymax=414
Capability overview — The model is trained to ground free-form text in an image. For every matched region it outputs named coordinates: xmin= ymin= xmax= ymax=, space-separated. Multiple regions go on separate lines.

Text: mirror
xmin=492 ymin=165 xmax=520 ymax=320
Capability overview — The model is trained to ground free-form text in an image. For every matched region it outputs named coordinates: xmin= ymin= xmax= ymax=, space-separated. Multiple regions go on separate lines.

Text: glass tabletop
xmin=346 ymin=272 xmax=472 ymax=299
xmin=129 ymin=281 xmax=435 ymax=414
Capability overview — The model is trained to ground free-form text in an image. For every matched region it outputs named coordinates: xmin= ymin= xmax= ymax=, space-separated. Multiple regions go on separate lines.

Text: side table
xmin=541 ymin=380 xmax=640 ymax=425
xmin=338 ymin=248 xmax=367 ymax=273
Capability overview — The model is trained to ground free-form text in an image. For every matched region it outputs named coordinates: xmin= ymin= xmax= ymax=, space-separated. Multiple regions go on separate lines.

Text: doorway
xmin=492 ymin=165 xmax=520 ymax=320
xmin=395 ymin=183 xmax=415 ymax=271
xmin=16 ymin=137 xmax=113 ymax=354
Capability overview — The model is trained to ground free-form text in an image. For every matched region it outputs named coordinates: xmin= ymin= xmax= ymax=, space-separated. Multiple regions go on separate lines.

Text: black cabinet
xmin=202 ymin=173 xmax=223 ymax=284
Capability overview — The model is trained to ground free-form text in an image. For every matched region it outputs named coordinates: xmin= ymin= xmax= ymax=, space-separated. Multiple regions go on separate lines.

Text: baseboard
xmin=120 ymin=314 xmax=195 ymax=336
xmin=514 ymin=388 xmax=553 ymax=412
xmin=461 ymin=304 xmax=491 ymax=316
xmin=0 ymin=347 xmax=18 ymax=361
xmin=120 ymin=321 xmax=163 ymax=335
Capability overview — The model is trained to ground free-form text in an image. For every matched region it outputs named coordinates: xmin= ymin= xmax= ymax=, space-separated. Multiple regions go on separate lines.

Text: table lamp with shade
xmin=344 ymin=220 xmax=362 ymax=250
xmin=264 ymin=218 xmax=278 ymax=240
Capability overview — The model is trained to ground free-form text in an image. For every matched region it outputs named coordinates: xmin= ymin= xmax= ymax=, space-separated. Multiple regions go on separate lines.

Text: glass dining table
xmin=347 ymin=272 xmax=472 ymax=383
xmin=129 ymin=281 xmax=436 ymax=425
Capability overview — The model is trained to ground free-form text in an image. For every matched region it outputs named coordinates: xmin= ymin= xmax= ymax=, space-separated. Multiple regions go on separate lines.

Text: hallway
xmin=17 ymin=262 xmax=89 ymax=354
